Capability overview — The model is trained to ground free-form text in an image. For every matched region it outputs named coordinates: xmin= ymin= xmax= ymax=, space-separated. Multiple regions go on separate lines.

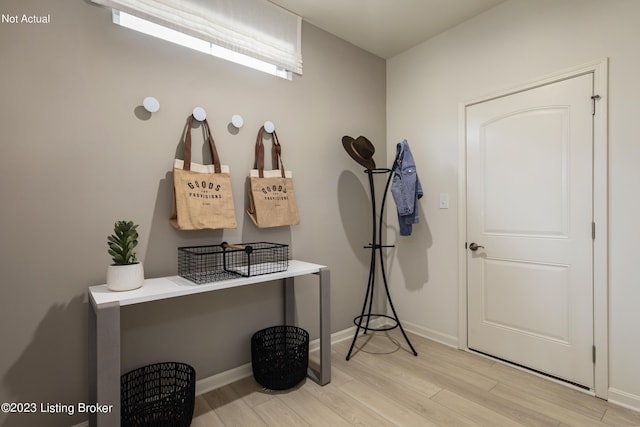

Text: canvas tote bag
xmin=170 ymin=115 xmax=237 ymax=230
xmin=246 ymin=126 xmax=299 ymax=228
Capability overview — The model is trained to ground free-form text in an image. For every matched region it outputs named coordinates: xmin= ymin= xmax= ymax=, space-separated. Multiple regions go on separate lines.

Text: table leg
xmin=283 ymin=269 xmax=331 ymax=386
xmin=317 ymin=267 xmax=331 ymax=385
xmin=89 ymin=299 xmax=120 ymax=427
xmin=284 ymin=277 xmax=295 ymax=325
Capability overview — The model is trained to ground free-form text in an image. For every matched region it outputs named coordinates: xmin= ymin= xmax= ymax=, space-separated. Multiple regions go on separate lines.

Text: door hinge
xmin=591 ymin=95 xmax=601 ymax=115
xmin=592 ymin=222 xmax=596 ymax=240
xmin=592 ymin=345 xmax=596 ymax=363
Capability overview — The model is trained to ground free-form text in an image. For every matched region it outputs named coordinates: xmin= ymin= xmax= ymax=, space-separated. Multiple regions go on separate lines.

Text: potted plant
xmin=106 ymin=220 xmax=144 ymax=291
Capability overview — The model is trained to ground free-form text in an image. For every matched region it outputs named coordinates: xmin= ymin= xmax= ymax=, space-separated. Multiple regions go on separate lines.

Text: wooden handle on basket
xmin=222 ymin=242 xmax=251 ymax=252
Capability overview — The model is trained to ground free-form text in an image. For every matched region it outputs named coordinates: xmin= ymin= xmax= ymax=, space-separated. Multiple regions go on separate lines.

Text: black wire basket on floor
xmin=251 ymin=325 xmax=309 ymax=390
xmin=121 ymin=362 xmax=196 ymax=427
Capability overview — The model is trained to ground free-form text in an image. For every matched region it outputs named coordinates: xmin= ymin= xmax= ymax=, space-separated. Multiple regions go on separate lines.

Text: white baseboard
xmin=402 ymin=320 xmax=459 ymax=348
xmin=195 ymin=362 xmax=253 ymax=396
xmin=608 ymin=387 xmax=640 ymax=413
xmin=71 ymin=421 xmax=89 ymax=427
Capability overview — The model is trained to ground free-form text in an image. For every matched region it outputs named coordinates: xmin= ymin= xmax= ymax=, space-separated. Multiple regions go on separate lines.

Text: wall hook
xmin=192 ymin=107 xmax=207 ymax=121
xmin=264 ymin=120 xmax=275 ymax=133
xmin=231 ymin=114 xmax=244 ymax=128
xmin=142 ymin=96 xmax=160 ymax=113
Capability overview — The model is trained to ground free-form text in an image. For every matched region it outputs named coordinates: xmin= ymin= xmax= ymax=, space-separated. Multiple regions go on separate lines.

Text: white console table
xmin=88 ymin=260 xmax=330 ymax=427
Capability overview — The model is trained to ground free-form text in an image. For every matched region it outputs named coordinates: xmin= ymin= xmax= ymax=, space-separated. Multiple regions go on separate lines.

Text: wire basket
xmin=121 ymin=362 xmax=195 ymax=427
xmin=178 ymin=242 xmax=289 ymax=284
xmin=251 ymin=325 xmax=309 ymax=390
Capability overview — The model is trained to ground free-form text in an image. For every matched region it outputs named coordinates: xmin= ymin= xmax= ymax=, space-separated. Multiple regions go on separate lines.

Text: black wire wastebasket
xmin=251 ymin=325 xmax=309 ymax=390
xmin=121 ymin=362 xmax=196 ymax=427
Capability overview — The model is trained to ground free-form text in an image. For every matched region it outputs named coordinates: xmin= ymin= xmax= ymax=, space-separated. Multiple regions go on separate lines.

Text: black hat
xmin=342 ymin=135 xmax=376 ymax=170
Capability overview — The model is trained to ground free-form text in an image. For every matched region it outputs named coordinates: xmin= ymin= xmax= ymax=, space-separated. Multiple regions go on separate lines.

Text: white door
xmin=466 ymin=73 xmax=594 ymax=388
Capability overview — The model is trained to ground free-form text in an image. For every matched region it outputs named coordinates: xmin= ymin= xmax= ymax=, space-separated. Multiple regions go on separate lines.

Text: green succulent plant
xmin=107 ymin=220 xmax=139 ymax=265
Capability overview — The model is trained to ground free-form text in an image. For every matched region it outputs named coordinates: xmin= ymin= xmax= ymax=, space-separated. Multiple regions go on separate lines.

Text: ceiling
xmin=269 ymin=0 xmax=507 ymax=58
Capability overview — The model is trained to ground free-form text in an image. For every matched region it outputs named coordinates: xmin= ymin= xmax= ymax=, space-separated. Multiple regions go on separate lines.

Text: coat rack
xmin=345 ymin=168 xmax=417 ymax=360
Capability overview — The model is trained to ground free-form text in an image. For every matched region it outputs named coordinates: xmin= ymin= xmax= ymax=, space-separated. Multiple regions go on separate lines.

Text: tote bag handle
xmin=253 ymin=126 xmax=286 ymax=178
xmin=183 ymin=115 xmax=222 ymax=173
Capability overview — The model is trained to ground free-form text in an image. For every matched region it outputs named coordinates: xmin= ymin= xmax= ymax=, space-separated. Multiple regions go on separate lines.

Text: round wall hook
xmin=231 ymin=114 xmax=244 ymax=128
xmin=192 ymin=107 xmax=207 ymax=121
xmin=264 ymin=120 xmax=275 ymax=133
xmin=142 ymin=96 xmax=160 ymax=113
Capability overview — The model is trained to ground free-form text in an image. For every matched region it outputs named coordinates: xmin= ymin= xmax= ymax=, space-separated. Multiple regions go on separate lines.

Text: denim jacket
xmin=391 ymin=139 xmax=423 ymax=236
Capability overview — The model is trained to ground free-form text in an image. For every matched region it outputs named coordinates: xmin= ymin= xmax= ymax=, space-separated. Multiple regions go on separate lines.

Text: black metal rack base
xmin=345 ymin=168 xmax=418 ymax=360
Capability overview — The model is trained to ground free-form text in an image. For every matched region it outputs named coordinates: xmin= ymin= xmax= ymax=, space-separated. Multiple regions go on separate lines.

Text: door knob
xmin=469 ymin=242 xmax=485 ymax=252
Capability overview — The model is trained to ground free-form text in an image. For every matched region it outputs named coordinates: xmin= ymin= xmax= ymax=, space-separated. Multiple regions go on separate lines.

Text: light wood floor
xmin=192 ymin=330 xmax=640 ymax=427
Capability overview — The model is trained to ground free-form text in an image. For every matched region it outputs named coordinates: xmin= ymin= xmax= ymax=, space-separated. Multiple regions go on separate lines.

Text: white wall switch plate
xmin=439 ymin=193 xmax=449 ymax=209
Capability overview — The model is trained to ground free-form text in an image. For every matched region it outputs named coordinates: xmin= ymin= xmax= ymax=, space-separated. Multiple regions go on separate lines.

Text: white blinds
xmin=91 ymin=0 xmax=303 ymax=74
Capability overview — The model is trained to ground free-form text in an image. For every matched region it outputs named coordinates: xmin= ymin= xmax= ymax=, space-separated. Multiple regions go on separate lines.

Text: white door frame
xmin=457 ymin=59 xmax=608 ymax=398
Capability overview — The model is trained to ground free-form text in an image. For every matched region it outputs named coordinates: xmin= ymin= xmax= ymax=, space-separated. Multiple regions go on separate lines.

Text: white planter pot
xmin=106 ymin=263 xmax=144 ymax=291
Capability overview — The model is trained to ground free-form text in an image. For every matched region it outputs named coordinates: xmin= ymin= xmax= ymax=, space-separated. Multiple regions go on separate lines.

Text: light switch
xmin=439 ymin=193 xmax=449 ymax=209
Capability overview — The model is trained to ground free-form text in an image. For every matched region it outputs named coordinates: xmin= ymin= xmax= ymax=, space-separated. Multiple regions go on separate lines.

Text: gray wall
xmin=0 ymin=0 xmax=386 ymax=425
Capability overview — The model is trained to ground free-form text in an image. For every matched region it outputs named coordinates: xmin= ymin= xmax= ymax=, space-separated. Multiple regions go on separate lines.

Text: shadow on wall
xmin=387 ymin=203 xmax=432 ymax=291
xmin=3 ymin=295 xmax=88 ymax=427
xmin=241 ymin=204 xmax=293 ymax=248
xmin=338 ymin=168 xmax=431 ymax=298
xmin=337 ymin=170 xmax=374 ymax=267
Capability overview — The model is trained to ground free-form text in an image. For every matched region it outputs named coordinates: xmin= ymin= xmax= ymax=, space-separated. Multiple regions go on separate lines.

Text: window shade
xmin=91 ymin=0 xmax=303 ymax=74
